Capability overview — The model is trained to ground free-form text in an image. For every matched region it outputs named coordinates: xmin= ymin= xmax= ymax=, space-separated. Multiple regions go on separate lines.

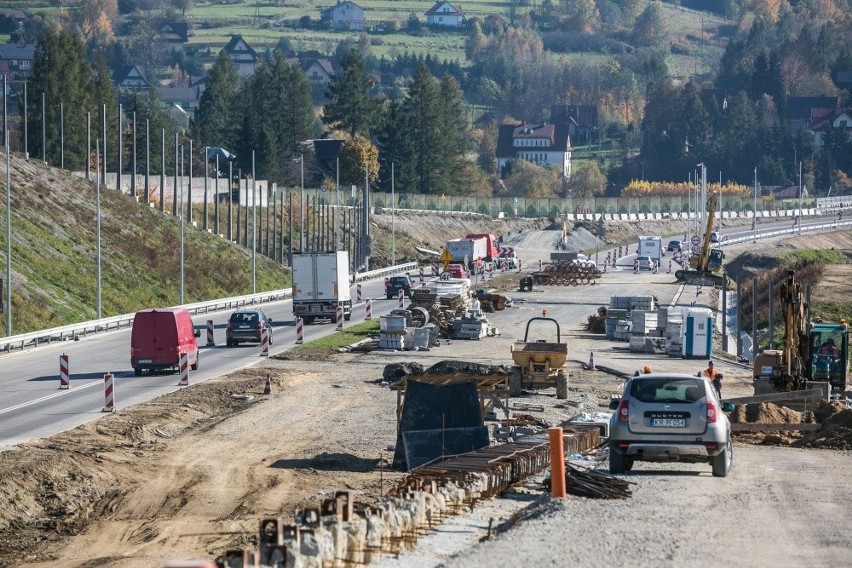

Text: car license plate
xmin=652 ymin=418 xmax=685 ymax=427
xmin=238 ymin=324 xmax=250 ymax=329
xmin=138 ymin=358 xmax=152 ymax=364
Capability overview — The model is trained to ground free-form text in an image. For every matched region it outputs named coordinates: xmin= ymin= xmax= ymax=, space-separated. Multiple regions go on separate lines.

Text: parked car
xmin=445 ymin=263 xmax=468 ymax=278
xmin=666 ymin=240 xmax=683 ymax=252
xmin=710 ymin=231 xmax=727 ymax=243
xmin=636 ymin=255 xmax=654 ymax=270
xmin=226 ymin=309 xmax=273 ymax=347
xmin=385 ymin=275 xmax=413 ymax=299
xmin=608 ymin=373 xmax=732 ymax=477
xmin=131 ymin=308 xmax=200 ymax=376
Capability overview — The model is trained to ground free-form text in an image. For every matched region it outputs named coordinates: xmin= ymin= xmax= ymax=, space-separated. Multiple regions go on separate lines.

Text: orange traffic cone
xmin=588 ymin=351 xmax=596 ymax=371
xmin=263 ymin=374 xmax=272 ymax=395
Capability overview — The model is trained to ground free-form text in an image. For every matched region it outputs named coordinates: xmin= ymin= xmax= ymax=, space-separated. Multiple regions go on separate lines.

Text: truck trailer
xmin=291 ymin=252 xmax=352 ymax=324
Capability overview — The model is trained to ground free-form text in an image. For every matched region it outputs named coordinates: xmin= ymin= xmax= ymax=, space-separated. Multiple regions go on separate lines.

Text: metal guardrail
xmin=719 ymin=218 xmax=852 ymax=247
xmin=353 ymin=261 xmax=418 ymax=283
xmin=1 ymin=262 xmax=417 ymax=354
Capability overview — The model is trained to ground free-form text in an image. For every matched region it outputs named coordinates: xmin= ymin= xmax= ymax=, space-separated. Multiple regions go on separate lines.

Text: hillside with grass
xmin=0 ymin=151 xmax=290 ymax=336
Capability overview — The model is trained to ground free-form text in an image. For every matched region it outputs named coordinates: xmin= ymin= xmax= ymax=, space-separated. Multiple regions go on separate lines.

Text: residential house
xmin=0 ymin=39 xmax=35 ymax=79
xmin=425 ymin=2 xmax=465 ymax=27
xmin=495 ymin=122 xmax=572 ymax=178
xmin=156 ymin=86 xmax=203 ymax=119
xmin=786 ymin=96 xmax=839 ymax=136
xmin=320 ymin=1 xmax=366 ymax=31
xmin=113 ymin=65 xmax=150 ymax=91
xmin=308 ymin=138 xmax=344 ymax=178
xmin=302 ymin=58 xmax=335 ymax=85
xmin=222 ymin=35 xmax=258 ymax=77
xmin=549 ymin=104 xmax=598 ymax=145
xmin=811 ymin=108 xmax=852 ymax=146
xmin=762 ymin=184 xmax=808 ymax=201
xmin=155 ymin=22 xmax=189 ymax=45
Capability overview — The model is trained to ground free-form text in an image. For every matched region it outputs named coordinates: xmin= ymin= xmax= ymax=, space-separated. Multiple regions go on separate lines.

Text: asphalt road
xmin=0 ymin=277 xmax=403 ymax=451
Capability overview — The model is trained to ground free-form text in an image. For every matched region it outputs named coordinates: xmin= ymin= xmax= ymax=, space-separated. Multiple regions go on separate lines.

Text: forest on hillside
xmin=8 ymin=0 xmax=852 ymax=198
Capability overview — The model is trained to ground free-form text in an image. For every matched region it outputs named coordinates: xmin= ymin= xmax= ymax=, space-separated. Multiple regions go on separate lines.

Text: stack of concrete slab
xmin=664 ymin=308 xmax=684 ymax=357
xmin=451 ymin=310 xmax=489 ymax=339
xmin=614 ymin=321 xmax=631 ymax=341
xmin=605 ymin=308 xmax=628 ymax=340
xmin=610 ymin=295 xmax=655 ymax=312
xmin=379 ymin=315 xmax=407 ymax=350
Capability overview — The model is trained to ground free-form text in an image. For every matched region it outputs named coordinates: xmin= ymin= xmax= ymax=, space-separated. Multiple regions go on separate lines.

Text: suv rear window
xmin=629 ymin=378 xmax=705 ymax=403
xmin=230 ymin=312 xmax=259 ymax=323
xmin=389 ymin=277 xmax=409 ymax=284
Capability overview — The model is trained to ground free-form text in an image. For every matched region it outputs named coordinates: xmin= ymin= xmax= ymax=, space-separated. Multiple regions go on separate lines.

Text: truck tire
xmin=303 ymin=316 xmax=314 ymax=325
xmin=134 ymin=367 xmax=142 ymax=377
xmin=556 ymin=370 xmax=569 ymax=399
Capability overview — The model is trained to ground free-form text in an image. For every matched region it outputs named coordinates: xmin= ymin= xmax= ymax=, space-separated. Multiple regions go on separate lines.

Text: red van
xmin=131 ymin=308 xmax=200 ymax=376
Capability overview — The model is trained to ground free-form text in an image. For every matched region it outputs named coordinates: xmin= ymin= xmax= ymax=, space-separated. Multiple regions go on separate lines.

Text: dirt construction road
xmin=3 ymin=226 xmax=852 ymax=567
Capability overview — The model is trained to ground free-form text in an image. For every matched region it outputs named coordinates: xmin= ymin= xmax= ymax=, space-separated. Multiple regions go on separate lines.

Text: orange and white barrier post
xmin=336 ymin=305 xmax=344 ymax=331
xmin=206 ymin=319 xmax=215 ymax=346
xmin=419 ymin=266 xmax=424 ymax=282
xmin=59 ymin=353 xmax=70 ymax=389
xmin=178 ymin=352 xmax=189 ymax=386
xmin=518 ymin=259 xmax=522 ymax=273
xmin=539 ymin=259 xmax=542 ymax=270
xmin=356 ymin=284 xmax=362 ymax=302
xmin=365 ymin=298 xmax=373 ymax=320
xmin=589 ymin=351 xmax=596 ymax=370
xmin=263 ymin=374 xmax=272 ymax=395
xmin=295 ymin=317 xmax=304 ymax=344
xmin=398 ymin=289 xmax=404 ymax=308
xmin=548 ymin=427 xmax=566 ymax=498
xmin=102 ymin=372 xmax=115 ymax=412
xmin=668 ymin=260 xmax=672 ymax=273
xmin=260 ymin=326 xmax=269 ymax=356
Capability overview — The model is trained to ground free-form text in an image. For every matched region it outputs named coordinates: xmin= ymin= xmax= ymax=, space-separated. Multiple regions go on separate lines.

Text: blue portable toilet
xmin=683 ymin=307 xmax=713 ymax=358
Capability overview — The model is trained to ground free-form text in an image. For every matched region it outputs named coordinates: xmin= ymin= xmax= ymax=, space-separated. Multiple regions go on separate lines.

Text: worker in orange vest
xmin=703 ymin=360 xmax=722 ymax=399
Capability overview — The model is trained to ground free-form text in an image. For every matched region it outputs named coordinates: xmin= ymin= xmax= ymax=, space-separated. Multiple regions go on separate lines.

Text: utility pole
xmin=86 ymin=112 xmax=90 ymax=180
xmin=753 ymin=168 xmax=758 ymax=243
xmin=117 ymin=103 xmax=122 ymax=192
xmin=96 ymin=140 xmax=102 ymax=320
xmin=299 ymin=154 xmax=305 ymax=252
xmin=252 ymin=150 xmax=257 ymax=294
xmin=798 ymin=161 xmax=803 ymax=236
xmin=22 ymin=81 xmax=27 ymax=159
xmin=131 ymin=112 xmax=137 ymax=198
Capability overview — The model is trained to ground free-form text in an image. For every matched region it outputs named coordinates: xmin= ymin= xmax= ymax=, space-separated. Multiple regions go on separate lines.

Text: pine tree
xmin=377 ymin=99 xmax=416 ymax=193
xmin=323 ymin=49 xmax=379 ymax=138
xmin=435 ymin=74 xmax=469 ymax=194
xmin=403 ymin=63 xmax=442 ymax=195
xmin=192 ymin=50 xmax=239 ymax=152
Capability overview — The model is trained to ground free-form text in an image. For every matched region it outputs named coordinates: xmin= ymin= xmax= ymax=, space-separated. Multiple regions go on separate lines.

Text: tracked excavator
xmin=674 ymin=193 xmax=726 ymax=287
xmin=752 ymin=270 xmax=849 ymax=394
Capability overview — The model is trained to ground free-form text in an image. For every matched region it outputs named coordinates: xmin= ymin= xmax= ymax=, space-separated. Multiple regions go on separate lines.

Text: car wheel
xmin=711 ymin=438 xmax=732 ymax=477
xmin=624 ymin=458 xmax=634 ymax=472
xmin=268 ymin=331 xmax=273 ymax=345
xmin=191 ymin=354 xmax=199 ymax=370
xmin=134 ymin=367 xmax=142 ymax=377
xmin=609 ymin=449 xmax=627 ymax=474
xmin=386 ymin=294 xmax=392 ymax=300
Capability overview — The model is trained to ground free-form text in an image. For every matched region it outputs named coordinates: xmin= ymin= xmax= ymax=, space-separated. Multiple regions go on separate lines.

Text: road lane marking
xmin=0 ymin=372 xmax=132 ymax=415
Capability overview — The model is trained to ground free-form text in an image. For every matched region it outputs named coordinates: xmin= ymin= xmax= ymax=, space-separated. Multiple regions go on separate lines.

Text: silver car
xmin=608 ymin=373 xmax=732 ymax=477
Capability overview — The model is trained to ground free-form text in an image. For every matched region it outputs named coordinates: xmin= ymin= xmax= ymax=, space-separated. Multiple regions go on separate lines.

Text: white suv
xmin=608 ymin=373 xmax=732 ymax=477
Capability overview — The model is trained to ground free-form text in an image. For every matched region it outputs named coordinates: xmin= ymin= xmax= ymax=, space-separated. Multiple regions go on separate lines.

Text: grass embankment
xmin=0 ymin=154 xmax=290 ymax=335
xmin=294 ymin=319 xmax=379 ymax=353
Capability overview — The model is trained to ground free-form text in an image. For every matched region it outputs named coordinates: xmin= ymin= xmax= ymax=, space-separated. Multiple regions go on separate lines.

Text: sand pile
xmin=729 ymin=403 xmax=803 ymax=424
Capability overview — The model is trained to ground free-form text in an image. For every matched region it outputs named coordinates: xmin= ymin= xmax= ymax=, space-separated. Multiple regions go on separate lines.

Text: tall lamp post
xmin=179 ymin=143 xmax=185 ymax=305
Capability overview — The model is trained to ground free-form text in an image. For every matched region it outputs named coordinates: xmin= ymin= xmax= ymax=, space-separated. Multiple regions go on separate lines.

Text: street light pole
xmin=203 ymin=146 xmax=208 ymax=231
xmin=798 ymin=161 xmax=803 ymax=236
xmin=96 ymin=139 xmax=102 ymax=320
xmin=252 ymin=150 xmax=257 ymax=294
xmin=86 ymin=112 xmax=90 ymax=180
xmin=753 ymin=168 xmax=758 ymax=243
xmin=391 ymin=162 xmax=396 ymax=265
xmin=300 ymin=153 xmax=304 ymax=252
xmin=22 ymin=81 xmax=27 ymax=159
xmin=179 ymin=143 xmax=185 ymax=305
xmin=5 ymin=129 xmax=11 ymax=335
xmin=187 ymin=139 xmax=193 ymax=223
xmin=59 ymin=102 xmax=64 ymax=169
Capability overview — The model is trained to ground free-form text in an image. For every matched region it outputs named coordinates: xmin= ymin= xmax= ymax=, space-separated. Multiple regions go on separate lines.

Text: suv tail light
xmin=706 ymin=400 xmax=718 ymax=423
xmin=617 ymin=400 xmax=629 ymax=422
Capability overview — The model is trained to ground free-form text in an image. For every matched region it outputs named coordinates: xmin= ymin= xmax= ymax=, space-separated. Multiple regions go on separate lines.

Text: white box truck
xmin=638 ymin=236 xmax=663 ymax=263
xmin=446 ymin=237 xmax=487 ymax=264
xmin=291 ymin=251 xmax=352 ymax=324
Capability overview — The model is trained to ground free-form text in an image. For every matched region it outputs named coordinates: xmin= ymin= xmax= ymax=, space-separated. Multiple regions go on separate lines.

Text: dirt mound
xmin=729 ymin=403 xmax=803 ymax=424
xmin=793 ymin=424 xmax=852 ymax=451
xmin=813 ymin=401 xmax=848 ymax=423
xmin=822 ymin=408 xmax=852 ymax=429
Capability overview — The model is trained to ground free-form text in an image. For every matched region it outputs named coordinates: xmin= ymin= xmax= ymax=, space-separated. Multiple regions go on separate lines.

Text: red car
xmin=445 ymin=264 xmax=468 ymax=278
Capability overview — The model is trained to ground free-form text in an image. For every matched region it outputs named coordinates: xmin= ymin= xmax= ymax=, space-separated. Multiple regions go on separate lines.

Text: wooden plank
xmin=724 ymin=388 xmax=826 ymax=406
xmin=731 ymin=423 xmax=821 ymax=432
